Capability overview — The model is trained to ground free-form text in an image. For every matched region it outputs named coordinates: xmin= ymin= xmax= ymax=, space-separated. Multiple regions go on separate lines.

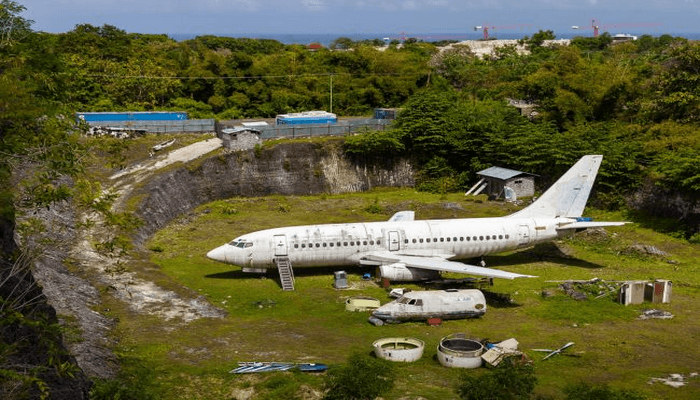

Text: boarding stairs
xmin=275 ymin=257 xmax=295 ymax=291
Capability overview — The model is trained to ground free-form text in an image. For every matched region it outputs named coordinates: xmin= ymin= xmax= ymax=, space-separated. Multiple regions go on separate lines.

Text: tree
xmin=647 ymin=41 xmax=700 ymax=123
xmin=0 ymin=0 xmax=32 ymax=49
xmin=0 ymin=4 xmax=89 ymax=396
xmin=330 ymin=37 xmax=355 ymax=50
xmin=524 ymin=29 xmax=556 ymax=49
xmin=392 ymin=89 xmax=460 ymax=159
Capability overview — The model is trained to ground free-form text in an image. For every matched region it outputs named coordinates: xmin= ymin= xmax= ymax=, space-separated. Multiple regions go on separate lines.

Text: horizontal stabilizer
xmin=388 ymin=211 xmax=415 ymax=222
xmin=556 ymin=221 xmax=627 ymax=230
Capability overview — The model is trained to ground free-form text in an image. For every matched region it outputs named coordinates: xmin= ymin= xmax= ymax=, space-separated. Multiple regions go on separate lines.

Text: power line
xmin=76 ymin=71 xmax=422 ymax=80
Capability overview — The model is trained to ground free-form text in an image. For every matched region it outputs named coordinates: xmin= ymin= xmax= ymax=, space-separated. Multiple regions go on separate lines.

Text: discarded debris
xmin=620 ymin=280 xmax=672 ymax=305
xmin=333 ymin=270 xmax=348 ymax=289
xmin=481 ymin=338 xmax=523 ymax=367
xmin=547 ymin=278 xmax=673 ymax=305
xmin=254 ymin=299 xmax=277 ymax=309
xmin=532 ymin=342 xmax=576 ymax=360
xmin=373 ymin=337 xmax=425 ymax=362
xmin=388 ymin=288 xmax=409 ymax=298
xmin=152 ymin=138 xmax=176 ymax=151
xmin=345 ymin=296 xmax=380 ymax=312
xmin=638 ymin=309 xmax=674 ymax=320
xmin=437 ymin=333 xmax=485 ymax=369
xmin=649 ymin=372 xmax=698 ymax=388
xmin=230 ymin=362 xmax=328 ymax=374
xmin=558 ymin=282 xmax=588 ymax=300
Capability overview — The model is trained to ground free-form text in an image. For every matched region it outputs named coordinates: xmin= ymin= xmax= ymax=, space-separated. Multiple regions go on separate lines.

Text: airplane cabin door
xmin=388 ymin=231 xmax=400 ymax=251
xmin=517 ymin=225 xmax=530 ymax=245
xmin=274 ymin=235 xmax=288 ymax=256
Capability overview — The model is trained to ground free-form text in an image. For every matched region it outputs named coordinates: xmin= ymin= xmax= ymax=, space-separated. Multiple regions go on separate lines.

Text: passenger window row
xmin=404 ymin=234 xmax=509 ymax=244
xmin=293 ymin=239 xmax=382 ymax=249
xmin=291 ymin=233 xmax=510 ymax=250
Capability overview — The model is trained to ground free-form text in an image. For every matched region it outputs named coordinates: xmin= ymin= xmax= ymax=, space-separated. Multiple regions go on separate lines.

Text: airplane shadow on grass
xmin=205 ymin=265 xmax=371 ymax=281
xmin=205 ymin=242 xmax=604 ymax=292
xmin=482 ymin=242 xmax=606 ymax=270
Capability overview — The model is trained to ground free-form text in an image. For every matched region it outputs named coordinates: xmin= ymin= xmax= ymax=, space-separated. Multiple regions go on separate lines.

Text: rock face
xmin=131 ymin=140 xmax=415 ymax=244
xmin=629 ymin=182 xmax=700 ymax=235
xmin=1 ymin=212 xmax=93 ymax=399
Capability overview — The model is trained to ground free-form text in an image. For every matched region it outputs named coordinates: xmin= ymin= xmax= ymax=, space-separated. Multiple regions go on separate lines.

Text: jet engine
xmin=377 ymin=263 xmax=441 ymax=282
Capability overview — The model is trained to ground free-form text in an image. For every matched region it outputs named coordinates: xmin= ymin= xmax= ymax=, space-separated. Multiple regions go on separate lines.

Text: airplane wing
xmin=360 ymin=252 xmax=536 ymax=280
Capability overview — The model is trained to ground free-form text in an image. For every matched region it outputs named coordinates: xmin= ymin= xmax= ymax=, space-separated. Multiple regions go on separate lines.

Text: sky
xmin=15 ymin=0 xmax=697 ymax=37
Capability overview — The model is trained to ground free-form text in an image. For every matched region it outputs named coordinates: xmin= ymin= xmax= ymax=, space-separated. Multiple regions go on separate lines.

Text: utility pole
xmin=329 ymin=74 xmax=333 ymax=114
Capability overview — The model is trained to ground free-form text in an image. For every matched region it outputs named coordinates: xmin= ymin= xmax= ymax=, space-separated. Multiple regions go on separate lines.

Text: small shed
xmin=221 ymin=127 xmax=262 ymax=151
xmin=467 ymin=166 xmax=537 ymax=200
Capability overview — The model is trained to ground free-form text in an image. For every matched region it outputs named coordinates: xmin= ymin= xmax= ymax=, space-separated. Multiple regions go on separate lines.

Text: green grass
xmin=103 ymin=189 xmax=700 ymax=399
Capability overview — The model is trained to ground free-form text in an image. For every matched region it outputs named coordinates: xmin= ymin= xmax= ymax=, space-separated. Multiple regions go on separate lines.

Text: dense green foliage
xmin=38 ymin=26 xmax=432 ymax=118
xmin=455 ymin=359 xmax=536 ymax=400
xmin=564 ymin=382 xmax=648 ymax=400
xmin=322 ymin=352 xmax=395 ymax=400
xmin=2 ymin=4 xmax=699 ymax=213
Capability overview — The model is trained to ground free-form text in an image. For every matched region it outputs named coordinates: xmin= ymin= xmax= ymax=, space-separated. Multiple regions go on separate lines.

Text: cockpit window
xmin=228 ymin=239 xmax=253 ymax=248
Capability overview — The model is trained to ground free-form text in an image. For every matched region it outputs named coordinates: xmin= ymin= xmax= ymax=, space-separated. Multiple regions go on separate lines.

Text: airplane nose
xmin=206 ymin=245 xmax=228 ymax=263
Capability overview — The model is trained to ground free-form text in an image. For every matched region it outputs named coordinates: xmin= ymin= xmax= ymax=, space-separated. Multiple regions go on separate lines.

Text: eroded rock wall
xmin=629 ymin=182 xmax=700 ymax=234
xmin=132 ymin=141 xmax=414 ymax=245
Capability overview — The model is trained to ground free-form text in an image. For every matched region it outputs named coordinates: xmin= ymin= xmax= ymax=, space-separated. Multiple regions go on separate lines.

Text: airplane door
xmin=518 ymin=225 xmax=530 ymax=245
xmin=388 ymin=231 xmax=400 ymax=251
xmin=274 ymin=235 xmax=288 ymax=256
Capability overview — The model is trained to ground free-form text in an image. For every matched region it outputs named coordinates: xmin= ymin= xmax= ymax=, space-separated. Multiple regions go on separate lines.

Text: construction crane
xmin=572 ymin=19 xmax=662 ymax=37
xmin=473 ymin=24 xmax=531 ymax=40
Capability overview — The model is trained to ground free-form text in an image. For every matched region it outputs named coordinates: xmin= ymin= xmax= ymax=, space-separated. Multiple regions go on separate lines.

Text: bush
xmin=564 ymin=382 xmax=647 ymax=400
xmin=322 ymin=352 xmax=394 ymax=400
xmin=455 ymin=358 xmax=536 ymax=400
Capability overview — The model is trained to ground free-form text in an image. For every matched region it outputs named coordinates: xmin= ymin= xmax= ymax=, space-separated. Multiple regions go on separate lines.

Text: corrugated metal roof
xmin=477 ymin=166 xmax=535 ymax=180
xmin=222 ymin=126 xmax=261 ymax=134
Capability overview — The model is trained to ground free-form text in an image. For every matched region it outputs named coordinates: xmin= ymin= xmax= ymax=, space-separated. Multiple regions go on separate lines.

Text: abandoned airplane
xmin=206 ymin=155 xmax=626 ymax=290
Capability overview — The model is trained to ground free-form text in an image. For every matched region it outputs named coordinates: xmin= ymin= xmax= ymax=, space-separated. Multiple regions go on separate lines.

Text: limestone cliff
xmin=131 ymin=140 xmax=414 ymax=245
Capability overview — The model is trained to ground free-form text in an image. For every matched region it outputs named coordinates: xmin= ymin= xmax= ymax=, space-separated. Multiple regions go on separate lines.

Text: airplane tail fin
xmin=509 ymin=155 xmax=603 ymax=219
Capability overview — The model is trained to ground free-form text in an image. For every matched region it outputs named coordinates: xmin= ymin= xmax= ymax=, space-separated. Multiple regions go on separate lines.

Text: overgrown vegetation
xmin=3 ymin=0 xmax=700 ymax=397
xmin=322 ymin=352 xmax=395 ymax=400
xmin=456 ymin=358 xmax=536 ymax=400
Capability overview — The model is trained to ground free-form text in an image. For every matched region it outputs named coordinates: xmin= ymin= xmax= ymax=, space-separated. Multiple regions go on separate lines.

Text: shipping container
xmin=374 ymin=108 xmax=402 ymax=120
xmin=76 ymin=111 xmax=188 ymax=122
xmin=275 ymin=111 xmax=337 ymax=125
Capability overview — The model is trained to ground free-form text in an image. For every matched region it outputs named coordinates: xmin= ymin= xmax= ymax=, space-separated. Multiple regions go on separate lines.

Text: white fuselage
xmin=206 ymin=216 xmax=570 ymax=270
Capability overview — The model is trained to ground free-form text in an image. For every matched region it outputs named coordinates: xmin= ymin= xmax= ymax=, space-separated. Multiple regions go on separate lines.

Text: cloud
xmin=302 ymin=0 xmax=326 ymax=11
xmin=402 ymin=1 xmax=418 ymax=10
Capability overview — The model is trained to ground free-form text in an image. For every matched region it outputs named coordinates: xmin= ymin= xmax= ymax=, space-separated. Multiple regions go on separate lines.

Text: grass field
xmin=113 ymin=188 xmax=700 ymax=399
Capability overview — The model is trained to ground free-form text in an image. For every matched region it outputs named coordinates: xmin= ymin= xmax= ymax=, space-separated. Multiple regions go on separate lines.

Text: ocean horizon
xmin=168 ymin=31 xmax=700 ymax=46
